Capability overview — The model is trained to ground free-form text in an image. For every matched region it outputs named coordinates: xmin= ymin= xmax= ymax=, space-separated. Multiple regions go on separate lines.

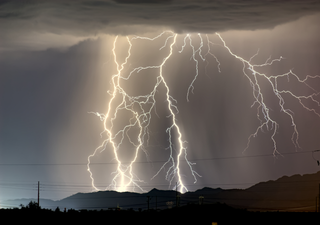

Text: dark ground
xmin=0 ymin=202 xmax=319 ymax=225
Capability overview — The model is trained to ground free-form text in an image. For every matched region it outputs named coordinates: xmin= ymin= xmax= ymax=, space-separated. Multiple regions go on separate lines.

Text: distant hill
xmin=2 ymin=171 xmax=320 ymax=212
xmin=244 ymin=172 xmax=320 ymax=211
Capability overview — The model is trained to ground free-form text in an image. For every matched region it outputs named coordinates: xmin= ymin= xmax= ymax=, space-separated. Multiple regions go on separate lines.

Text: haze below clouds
xmin=1 ymin=0 xmax=320 ymax=51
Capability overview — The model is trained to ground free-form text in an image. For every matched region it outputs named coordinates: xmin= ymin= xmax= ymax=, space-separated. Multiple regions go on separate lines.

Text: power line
xmin=1 ymin=177 xmax=320 ymax=190
xmin=0 ymin=149 xmax=317 ymax=166
xmin=2 ymin=179 xmax=320 ymax=196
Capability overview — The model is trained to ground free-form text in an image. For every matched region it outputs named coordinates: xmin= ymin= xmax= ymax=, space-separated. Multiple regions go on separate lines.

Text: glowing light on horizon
xmin=87 ymin=32 xmax=320 ymax=193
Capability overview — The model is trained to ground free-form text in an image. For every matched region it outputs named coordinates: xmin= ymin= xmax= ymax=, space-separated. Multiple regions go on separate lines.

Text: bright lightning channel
xmin=87 ymin=32 xmax=320 ymax=193
xmin=215 ymin=33 xmax=320 ymax=155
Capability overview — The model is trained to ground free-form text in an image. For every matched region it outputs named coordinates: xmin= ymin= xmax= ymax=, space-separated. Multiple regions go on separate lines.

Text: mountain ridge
xmin=2 ymin=171 xmax=320 ymax=211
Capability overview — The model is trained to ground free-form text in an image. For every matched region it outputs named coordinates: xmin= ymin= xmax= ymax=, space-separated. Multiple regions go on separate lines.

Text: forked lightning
xmin=87 ymin=32 xmax=320 ymax=193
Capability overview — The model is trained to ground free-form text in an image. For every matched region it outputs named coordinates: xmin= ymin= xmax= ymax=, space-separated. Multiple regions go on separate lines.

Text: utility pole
xmin=199 ymin=196 xmax=204 ymax=205
xmin=175 ymin=183 xmax=180 ymax=208
xmin=37 ymin=181 xmax=40 ymax=208
xmin=176 ymin=182 xmax=178 ymax=208
xmin=318 ymin=183 xmax=320 ymax=213
xmin=147 ymin=196 xmax=151 ymax=211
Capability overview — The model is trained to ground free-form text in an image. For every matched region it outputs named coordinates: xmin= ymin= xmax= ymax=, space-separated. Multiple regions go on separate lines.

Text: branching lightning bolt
xmin=215 ymin=33 xmax=320 ymax=156
xmin=87 ymin=31 xmax=320 ymax=193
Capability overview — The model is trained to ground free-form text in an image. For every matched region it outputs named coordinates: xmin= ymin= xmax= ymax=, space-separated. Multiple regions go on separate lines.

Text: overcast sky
xmin=1 ymin=0 xmax=320 ymax=202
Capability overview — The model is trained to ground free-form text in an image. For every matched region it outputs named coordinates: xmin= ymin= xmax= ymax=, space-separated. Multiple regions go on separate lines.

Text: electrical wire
xmin=0 ymin=149 xmax=317 ymax=166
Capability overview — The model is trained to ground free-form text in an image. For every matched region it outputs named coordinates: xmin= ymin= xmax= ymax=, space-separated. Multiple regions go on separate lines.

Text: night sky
xmin=1 ymin=0 xmax=320 ymax=201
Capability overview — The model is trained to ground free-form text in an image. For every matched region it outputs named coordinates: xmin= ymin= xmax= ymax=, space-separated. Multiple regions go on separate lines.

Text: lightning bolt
xmin=215 ymin=32 xmax=320 ymax=155
xmin=87 ymin=31 xmax=320 ymax=193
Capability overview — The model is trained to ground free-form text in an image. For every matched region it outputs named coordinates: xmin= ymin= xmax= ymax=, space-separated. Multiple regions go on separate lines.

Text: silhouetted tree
xmin=25 ymin=201 xmax=41 ymax=210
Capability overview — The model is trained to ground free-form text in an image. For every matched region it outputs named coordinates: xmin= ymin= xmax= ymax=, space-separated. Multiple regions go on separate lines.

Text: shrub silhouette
xmin=20 ymin=201 xmax=41 ymax=210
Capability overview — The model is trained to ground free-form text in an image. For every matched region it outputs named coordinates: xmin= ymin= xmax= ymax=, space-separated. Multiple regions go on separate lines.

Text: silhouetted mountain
xmin=2 ymin=171 xmax=320 ymax=212
xmin=244 ymin=172 xmax=320 ymax=211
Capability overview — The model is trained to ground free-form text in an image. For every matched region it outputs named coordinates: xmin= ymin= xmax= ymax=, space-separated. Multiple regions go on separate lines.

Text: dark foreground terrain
xmin=1 ymin=202 xmax=318 ymax=225
xmin=5 ymin=172 xmax=320 ymax=212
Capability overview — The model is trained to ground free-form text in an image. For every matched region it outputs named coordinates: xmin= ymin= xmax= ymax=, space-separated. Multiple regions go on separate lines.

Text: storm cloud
xmin=1 ymin=0 xmax=320 ymax=50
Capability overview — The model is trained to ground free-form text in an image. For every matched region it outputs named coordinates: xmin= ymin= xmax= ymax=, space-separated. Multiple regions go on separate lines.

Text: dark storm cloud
xmin=1 ymin=0 xmax=320 ymax=50
xmin=113 ymin=0 xmax=172 ymax=4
